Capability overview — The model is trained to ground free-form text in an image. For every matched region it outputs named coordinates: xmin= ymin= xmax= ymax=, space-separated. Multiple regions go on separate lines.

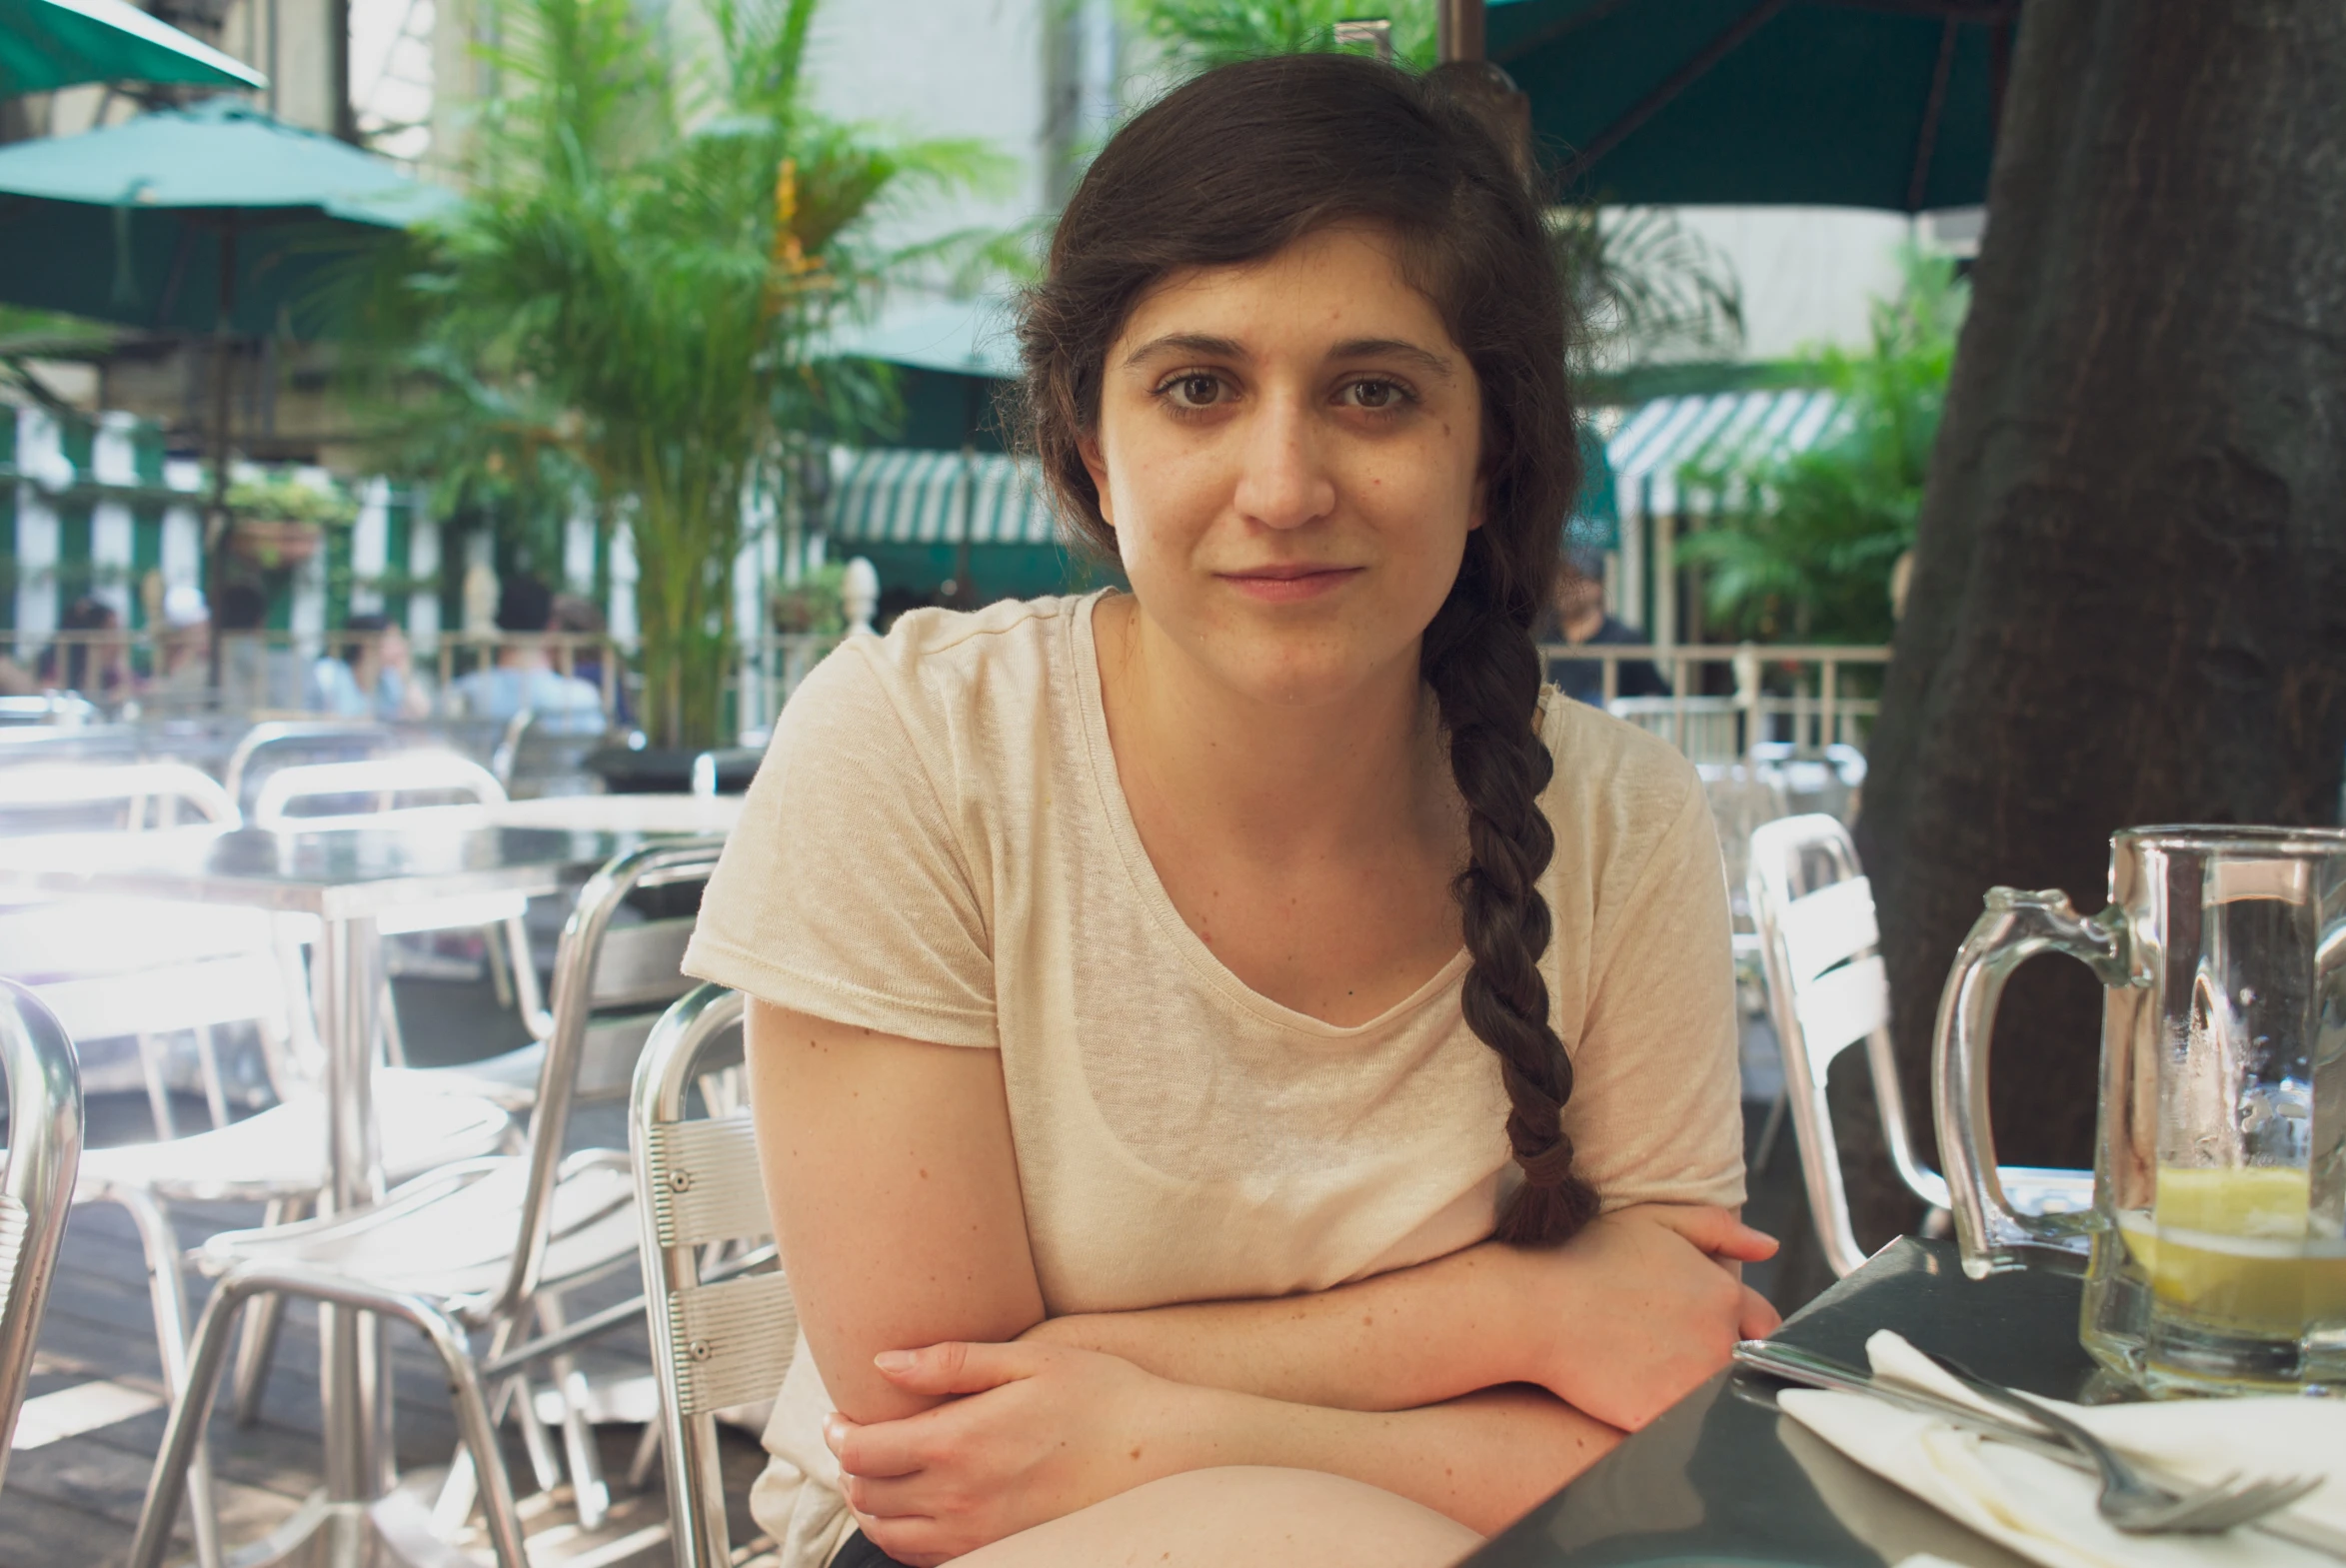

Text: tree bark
xmin=1856 ymin=1 xmax=2346 ymax=1244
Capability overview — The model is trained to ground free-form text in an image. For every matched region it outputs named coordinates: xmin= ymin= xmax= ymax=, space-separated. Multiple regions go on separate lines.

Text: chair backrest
xmin=633 ymin=984 xmax=792 ymax=1568
xmin=0 ymin=979 xmax=83 ymax=1489
xmin=0 ymin=761 xmax=236 ymax=834
xmin=251 ymin=752 xmax=508 ymax=829
xmin=495 ymin=838 xmax=725 ymax=1319
xmin=221 ymin=721 xmax=399 ymax=817
xmin=1745 ymin=813 xmax=1945 ymax=1278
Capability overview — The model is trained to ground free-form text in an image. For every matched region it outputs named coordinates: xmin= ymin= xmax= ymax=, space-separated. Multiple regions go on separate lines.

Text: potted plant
xmin=224 ymin=476 xmax=359 ymax=571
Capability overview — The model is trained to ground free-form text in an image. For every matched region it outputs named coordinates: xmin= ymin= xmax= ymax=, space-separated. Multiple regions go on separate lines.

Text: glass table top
xmin=1463 ymin=1238 xmax=2094 ymax=1568
xmin=0 ymin=823 xmax=666 ymax=919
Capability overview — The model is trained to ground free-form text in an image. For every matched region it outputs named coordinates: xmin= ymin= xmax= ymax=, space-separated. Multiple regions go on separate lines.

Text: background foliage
xmin=1676 ymin=249 xmax=1965 ymax=644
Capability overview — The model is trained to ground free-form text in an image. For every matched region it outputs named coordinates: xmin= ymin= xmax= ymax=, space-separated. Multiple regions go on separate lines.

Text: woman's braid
xmin=1423 ymin=557 xmax=1602 ymax=1247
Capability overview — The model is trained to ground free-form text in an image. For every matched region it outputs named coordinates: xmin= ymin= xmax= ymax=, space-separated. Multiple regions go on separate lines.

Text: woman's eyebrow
xmin=1329 ymin=338 xmax=1455 ymax=379
xmin=1121 ymin=333 xmax=1246 ymax=368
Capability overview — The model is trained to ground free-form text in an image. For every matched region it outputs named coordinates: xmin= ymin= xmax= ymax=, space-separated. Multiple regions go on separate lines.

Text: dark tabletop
xmin=1462 ymin=1238 xmax=2097 ymax=1568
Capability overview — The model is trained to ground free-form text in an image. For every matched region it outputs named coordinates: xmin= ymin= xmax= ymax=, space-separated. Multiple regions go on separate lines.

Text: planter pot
xmin=585 ymin=745 xmax=762 ymax=795
xmin=228 ymin=518 xmax=324 ymax=570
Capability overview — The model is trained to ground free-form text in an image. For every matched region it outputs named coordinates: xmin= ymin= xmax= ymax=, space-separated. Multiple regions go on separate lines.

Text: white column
xmin=351 ymin=478 xmax=390 ymax=616
xmin=290 ymin=467 xmax=331 ymax=656
xmin=89 ymin=414 xmax=137 ymax=622
xmin=609 ymin=523 xmax=638 ymax=652
xmin=161 ymin=458 xmax=204 ymax=600
xmin=408 ymin=511 xmax=442 ymax=650
xmin=13 ymin=411 xmax=62 ymax=640
xmin=563 ymin=509 xmax=597 ymax=595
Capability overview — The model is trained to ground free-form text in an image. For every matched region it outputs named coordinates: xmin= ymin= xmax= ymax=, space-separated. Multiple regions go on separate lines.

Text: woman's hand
xmin=1518 ymin=1204 xmax=1780 ymax=1432
xmin=825 ymin=1340 xmax=1202 ymax=1567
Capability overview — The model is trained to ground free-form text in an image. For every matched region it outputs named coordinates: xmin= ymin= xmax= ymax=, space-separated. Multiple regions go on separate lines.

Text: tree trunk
xmin=1856 ymin=1 xmax=2346 ymax=1244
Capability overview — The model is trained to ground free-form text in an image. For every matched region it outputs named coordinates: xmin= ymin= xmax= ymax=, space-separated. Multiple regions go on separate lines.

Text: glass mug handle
xmin=1930 ymin=887 xmax=2133 ymax=1280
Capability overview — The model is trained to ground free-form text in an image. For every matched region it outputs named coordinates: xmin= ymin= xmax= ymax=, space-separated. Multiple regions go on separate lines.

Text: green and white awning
xmin=826 ymin=448 xmax=1062 ymax=548
xmin=1605 ymin=389 xmax=1848 ymax=524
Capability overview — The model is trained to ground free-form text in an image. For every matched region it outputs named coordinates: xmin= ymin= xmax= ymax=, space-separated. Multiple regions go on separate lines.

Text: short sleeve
xmin=683 ymin=641 xmax=998 ymax=1047
xmin=1561 ymin=774 xmax=1746 ymax=1210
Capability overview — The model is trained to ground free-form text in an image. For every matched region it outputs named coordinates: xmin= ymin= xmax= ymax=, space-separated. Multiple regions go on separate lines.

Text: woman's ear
xmin=1078 ymin=434 xmax=1116 ymax=529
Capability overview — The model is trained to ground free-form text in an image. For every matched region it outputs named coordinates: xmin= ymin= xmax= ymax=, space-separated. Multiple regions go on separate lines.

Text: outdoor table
xmin=0 ymin=822 xmax=654 ymax=1565
xmin=1464 ymin=1238 xmax=2088 ymax=1568
xmin=486 ymin=790 xmax=744 ymax=835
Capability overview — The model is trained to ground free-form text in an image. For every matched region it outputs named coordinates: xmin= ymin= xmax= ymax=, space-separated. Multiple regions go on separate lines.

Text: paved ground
xmin=2 ymin=971 xmax=1822 ymax=1568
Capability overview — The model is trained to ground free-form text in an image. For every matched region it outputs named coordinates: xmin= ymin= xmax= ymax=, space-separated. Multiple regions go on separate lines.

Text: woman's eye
xmin=1341 ymin=379 xmax=1408 ymax=411
xmin=1163 ymin=374 xmax=1225 ymax=409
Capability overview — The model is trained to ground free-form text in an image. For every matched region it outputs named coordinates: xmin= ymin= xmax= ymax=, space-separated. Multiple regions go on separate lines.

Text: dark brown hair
xmin=1017 ymin=52 xmax=1598 ymax=1245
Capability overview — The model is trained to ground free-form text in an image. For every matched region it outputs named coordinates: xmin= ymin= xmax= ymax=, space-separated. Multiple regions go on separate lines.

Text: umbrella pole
xmin=205 ymin=221 xmax=237 ymax=690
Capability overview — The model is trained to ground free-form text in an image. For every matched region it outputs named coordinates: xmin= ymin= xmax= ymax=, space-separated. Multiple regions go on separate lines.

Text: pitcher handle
xmin=1930 ymin=887 xmax=2132 ymax=1280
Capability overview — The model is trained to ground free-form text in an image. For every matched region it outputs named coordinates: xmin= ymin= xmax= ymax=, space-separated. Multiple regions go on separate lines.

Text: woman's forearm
xmin=1024 ymin=1243 xmax=1533 ymax=1413
xmin=1171 ymin=1381 xmax=1619 ymax=1535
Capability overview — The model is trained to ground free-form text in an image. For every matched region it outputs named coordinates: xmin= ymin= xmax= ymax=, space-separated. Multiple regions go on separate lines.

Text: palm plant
xmin=1130 ymin=0 xmax=1438 ymax=70
xmin=1676 ymin=247 xmax=1964 ymax=645
xmin=373 ymin=0 xmax=1000 ymax=748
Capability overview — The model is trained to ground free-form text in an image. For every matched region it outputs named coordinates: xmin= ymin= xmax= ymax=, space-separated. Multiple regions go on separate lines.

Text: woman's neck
xmin=1095 ymin=595 xmax=1446 ymax=862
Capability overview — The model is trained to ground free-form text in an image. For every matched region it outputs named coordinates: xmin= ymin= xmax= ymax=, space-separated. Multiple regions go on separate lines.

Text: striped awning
xmin=825 ymin=448 xmax=1062 ymax=547
xmin=1605 ymin=389 xmax=1847 ymax=524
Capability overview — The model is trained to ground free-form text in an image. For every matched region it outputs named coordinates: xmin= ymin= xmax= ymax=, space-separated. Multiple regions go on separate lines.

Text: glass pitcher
xmin=1933 ymin=825 xmax=2346 ymax=1396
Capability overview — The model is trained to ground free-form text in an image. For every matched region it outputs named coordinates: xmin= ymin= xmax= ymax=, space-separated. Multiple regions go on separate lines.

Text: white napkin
xmin=1776 ymin=1330 xmax=2346 ymax=1568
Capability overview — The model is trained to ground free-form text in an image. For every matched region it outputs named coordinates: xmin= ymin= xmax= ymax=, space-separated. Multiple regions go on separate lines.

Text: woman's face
xmin=1083 ymin=224 xmax=1483 ymax=708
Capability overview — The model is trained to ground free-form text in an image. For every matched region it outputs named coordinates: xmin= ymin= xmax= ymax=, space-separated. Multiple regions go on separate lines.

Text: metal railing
xmin=1540 ymin=642 xmax=1889 ymax=761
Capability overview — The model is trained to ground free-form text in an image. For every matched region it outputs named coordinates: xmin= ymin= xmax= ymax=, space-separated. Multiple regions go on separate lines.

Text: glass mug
xmin=1934 ymin=825 xmax=2346 ymax=1396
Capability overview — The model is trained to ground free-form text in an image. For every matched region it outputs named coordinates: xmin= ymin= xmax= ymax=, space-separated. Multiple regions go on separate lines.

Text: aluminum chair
xmin=220 ymin=720 xmax=398 ymax=819
xmin=255 ymin=753 xmax=554 ymax=1052
xmin=130 ymin=838 xmax=723 ymax=1568
xmin=1745 ymin=814 xmax=2094 ymax=1277
xmin=0 ymin=979 xmax=83 ymax=1491
xmin=632 ymin=984 xmax=791 ymax=1568
xmin=0 ymin=762 xmax=256 ymax=1132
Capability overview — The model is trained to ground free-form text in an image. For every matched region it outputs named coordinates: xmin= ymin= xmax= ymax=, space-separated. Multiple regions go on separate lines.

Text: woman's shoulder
xmin=775 ymin=594 xmax=1092 ymax=781
xmin=1534 ymin=694 xmax=1708 ymax=870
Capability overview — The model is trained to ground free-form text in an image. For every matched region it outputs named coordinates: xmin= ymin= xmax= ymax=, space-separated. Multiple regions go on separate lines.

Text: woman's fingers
xmin=874 ymin=1339 xmax=1039 ymax=1397
xmin=824 ymin=1412 xmax=927 ymax=1478
xmin=1736 ymin=1284 xmax=1782 ymax=1341
xmin=1620 ymin=1203 xmax=1779 ymax=1262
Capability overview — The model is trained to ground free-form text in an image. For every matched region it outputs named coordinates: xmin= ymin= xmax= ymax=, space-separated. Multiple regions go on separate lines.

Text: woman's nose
xmin=1231 ymin=398 xmax=1336 ymax=531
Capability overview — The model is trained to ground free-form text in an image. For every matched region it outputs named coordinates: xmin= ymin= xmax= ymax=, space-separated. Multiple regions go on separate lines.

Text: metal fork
xmin=1917 ymin=1349 xmax=2322 ymax=1535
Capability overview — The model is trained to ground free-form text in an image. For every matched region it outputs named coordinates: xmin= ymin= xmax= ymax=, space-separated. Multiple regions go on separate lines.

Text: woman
xmin=685 ymin=54 xmax=1776 ymax=1568
xmin=310 ymin=614 xmax=433 ymax=721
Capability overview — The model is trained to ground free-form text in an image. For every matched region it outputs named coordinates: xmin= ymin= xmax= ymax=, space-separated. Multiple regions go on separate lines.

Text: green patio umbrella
xmin=1 ymin=0 xmax=264 ymax=97
xmin=0 ymin=96 xmax=450 ymax=339
xmin=1488 ymin=0 xmax=2018 ymax=212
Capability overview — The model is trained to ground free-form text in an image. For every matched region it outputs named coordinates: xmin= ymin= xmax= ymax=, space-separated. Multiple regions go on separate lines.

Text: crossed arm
xmin=746 ymin=1000 xmax=1776 ymax=1565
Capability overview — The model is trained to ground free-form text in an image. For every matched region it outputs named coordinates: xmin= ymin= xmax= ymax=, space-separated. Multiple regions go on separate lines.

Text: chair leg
xmin=230 ymin=1197 xmax=304 ymax=1426
xmin=135 ymin=1032 xmax=177 ymax=1140
xmin=538 ymin=1293 xmax=610 ymax=1529
xmin=626 ymin=1420 xmax=662 ymax=1491
xmin=483 ymin=922 xmax=516 ymax=1008
xmin=1753 ymin=1088 xmax=1789 ymax=1174
xmin=408 ymin=1304 xmax=532 ymax=1568
xmin=503 ymin=913 xmax=553 ymax=1040
xmin=127 ymin=1273 xmax=250 ymax=1568
xmin=101 ymin=1186 xmax=223 ymax=1568
xmin=378 ymin=974 xmax=408 ymax=1067
xmin=194 ymin=1023 xmax=230 ymax=1128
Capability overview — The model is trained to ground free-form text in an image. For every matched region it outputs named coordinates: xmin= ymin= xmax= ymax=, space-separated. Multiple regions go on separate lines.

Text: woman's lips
xmin=1218 ymin=566 xmax=1362 ymax=603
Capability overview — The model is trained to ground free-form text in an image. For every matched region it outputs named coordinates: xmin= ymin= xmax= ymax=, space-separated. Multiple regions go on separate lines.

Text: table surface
xmin=487 ymin=791 xmax=744 ymax=835
xmin=0 ymin=822 xmax=655 ymax=921
xmin=1463 ymin=1238 xmax=2099 ymax=1568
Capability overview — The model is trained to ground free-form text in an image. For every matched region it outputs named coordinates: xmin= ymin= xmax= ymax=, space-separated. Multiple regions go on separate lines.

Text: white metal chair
xmin=632 ymin=983 xmax=790 ymax=1568
xmin=1745 ymin=813 xmax=2094 ymax=1277
xmin=0 ymin=762 xmax=262 ymax=1132
xmin=129 ymin=838 xmax=724 ymax=1568
xmin=220 ymin=720 xmax=399 ymax=820
xmin=255 ymin=753 xmax=554 ymax=1052
xmin=0 ymin=979 xmax=83 ymax=1490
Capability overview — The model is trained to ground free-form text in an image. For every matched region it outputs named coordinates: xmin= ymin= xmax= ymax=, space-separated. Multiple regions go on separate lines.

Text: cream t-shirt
xmin=683 ymin=591 xmax=1744 ymax=1568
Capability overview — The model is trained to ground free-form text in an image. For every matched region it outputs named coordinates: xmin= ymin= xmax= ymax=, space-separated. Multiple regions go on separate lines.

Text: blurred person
xmin=38 ymin=596 xmax=133 ymax=702
xmin=143 ymin=585 xmax=214 ymax=707
xmin=550 ymin=592 xmax=631 ymax=726
xmin=217 ymin=583 xmax=307 ymax=712
xmin=1540 ymin=552 xmax=1668 ymax=707
xmin=311 ymin=613 xmax=433 ymax=721
xmin=454 ymin=574 xmax=606 ymax=736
